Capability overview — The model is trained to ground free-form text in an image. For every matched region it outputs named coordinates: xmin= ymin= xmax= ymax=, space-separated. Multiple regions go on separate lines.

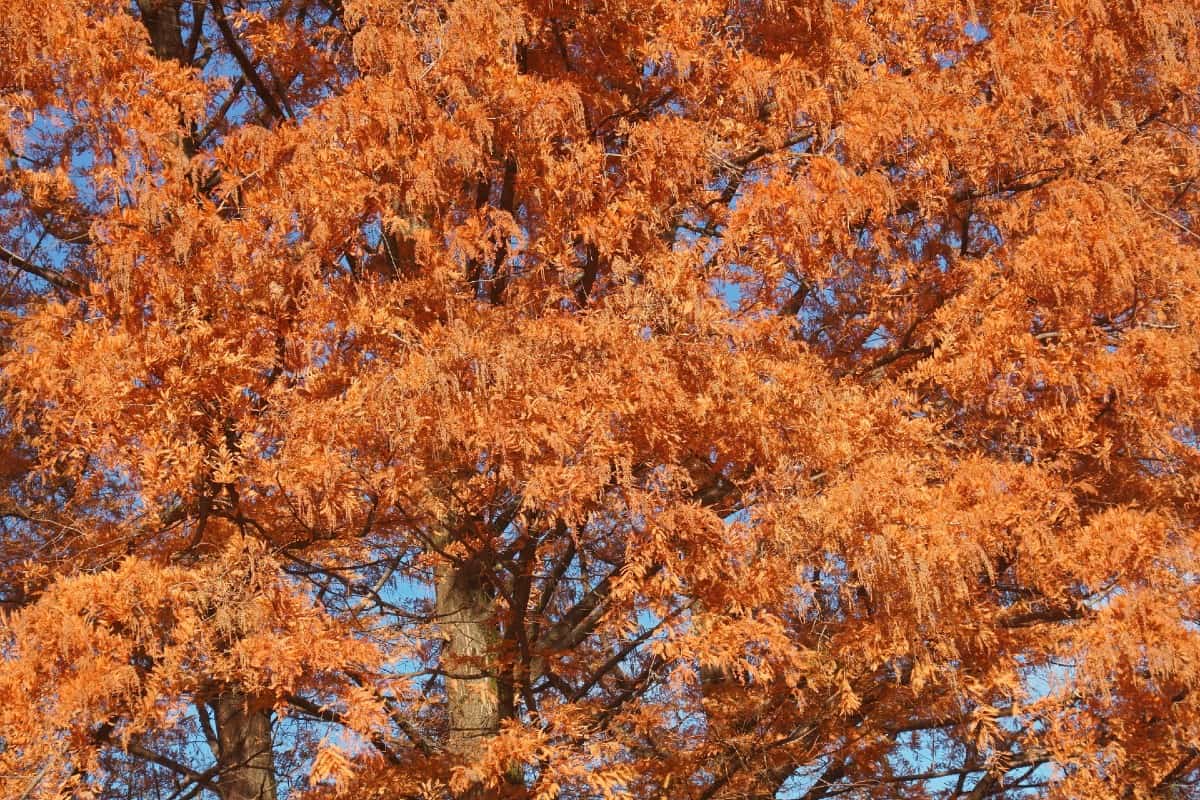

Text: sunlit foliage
xmin=1 ymin=1 xmax=1199 ymax=798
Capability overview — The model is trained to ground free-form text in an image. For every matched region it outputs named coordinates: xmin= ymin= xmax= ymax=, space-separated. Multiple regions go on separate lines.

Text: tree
xmin=1 ymin=0 xmax=1199 ymax=798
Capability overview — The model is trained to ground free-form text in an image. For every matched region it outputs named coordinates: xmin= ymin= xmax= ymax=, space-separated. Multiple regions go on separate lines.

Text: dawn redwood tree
xmin=1 ymin=0 xmax=1199 ymax=798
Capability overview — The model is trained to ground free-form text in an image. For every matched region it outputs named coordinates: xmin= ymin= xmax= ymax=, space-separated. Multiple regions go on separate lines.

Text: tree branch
xmin=0 ymin=245 xmax=79 ymax=293
xmin=209 ymin=0 xmax=288 ymax=122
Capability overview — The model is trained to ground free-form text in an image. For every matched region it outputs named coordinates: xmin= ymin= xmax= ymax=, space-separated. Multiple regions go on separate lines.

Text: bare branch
xmin=0 ymin=245 xmax=79 ymax=293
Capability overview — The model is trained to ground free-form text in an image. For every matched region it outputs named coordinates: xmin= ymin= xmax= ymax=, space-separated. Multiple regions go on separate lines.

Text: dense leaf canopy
xmin=1 ymin=0 xmax=1199 ymax=798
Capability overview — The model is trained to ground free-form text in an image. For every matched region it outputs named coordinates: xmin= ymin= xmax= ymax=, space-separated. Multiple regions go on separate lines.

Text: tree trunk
xmin=434 ymin=543 xmax=501 ymax=759
xmin=215 ymin=692 xmax=277 ymax=800
xmin=135 ymin=0 xmax=184 ymax=62
xmin=132 ymin=4 xmax=277 ymax=798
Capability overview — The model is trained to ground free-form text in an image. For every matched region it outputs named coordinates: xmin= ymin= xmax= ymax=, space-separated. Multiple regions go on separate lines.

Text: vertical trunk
xmin=131 ymin=6 xmax=273 ymax=799
xmin=695 ymin=600 xmax=746 ymax=794
xmin=132 ymin=6 xmax=277 ymax=797
xmin=215 ymin=692 xmax=277 ymax=800
xmin=434 ymin=547 xmax=501 ymax=759
xmin=135 ymin=0 xmax=184 ymax=63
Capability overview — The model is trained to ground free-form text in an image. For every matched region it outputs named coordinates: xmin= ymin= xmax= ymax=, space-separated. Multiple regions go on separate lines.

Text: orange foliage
xmin=1 ymin=0 xmax=1199 ymax=798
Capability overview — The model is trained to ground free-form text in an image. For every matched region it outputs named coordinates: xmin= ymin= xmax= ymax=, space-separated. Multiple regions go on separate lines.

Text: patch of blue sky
xmin=700 ymin=135 xmax=818 ymax=317
xmin=965 ymin=22 xmax=990 ymax=43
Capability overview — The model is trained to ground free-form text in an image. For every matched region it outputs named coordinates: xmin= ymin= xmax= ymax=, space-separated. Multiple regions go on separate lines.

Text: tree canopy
xmin=2 ymin=0 xmax=1199 ymax=798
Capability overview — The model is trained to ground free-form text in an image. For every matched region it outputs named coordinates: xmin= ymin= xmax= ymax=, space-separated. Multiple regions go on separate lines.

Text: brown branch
xmin=571 ymin=600 xmax=689 ymax=701
xmin=209 ymin=0 xmax=288 ymax=122
xmin=341 ymin=673 xmax=437 ymax=756
xmin=190 ymin=77 xmax=246 ymax=152
xmin=488 ymin=155 xmax=518 ymax=304
xmin=93 ymin=723 xmax=221 ymax=795
xmin=817 ymin=751 xmax=1051 ymax=799
xmin=0 ymin=245 xmax=80 ymax=293
xmin=185 ymin=0 xmax=207 ymax=65
xmin=572 ymin=241 xmax=601 ymax=308
xmin=284 ymin=693 xmax=409 ymax=764
xmin=16 ymin=761 xmax=51 ymax=800
xmin=778 ymin=279 xmax=810 ymax=318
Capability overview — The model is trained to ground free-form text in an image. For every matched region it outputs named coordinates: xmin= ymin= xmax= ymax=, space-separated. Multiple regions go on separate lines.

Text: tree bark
xmin=135 ymin=0 xmax=185 ymax=63
xmin=214 ymin=692 xmax=277 ymax=800
xmin=434 ymin=542 xmax=501 ymax=759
